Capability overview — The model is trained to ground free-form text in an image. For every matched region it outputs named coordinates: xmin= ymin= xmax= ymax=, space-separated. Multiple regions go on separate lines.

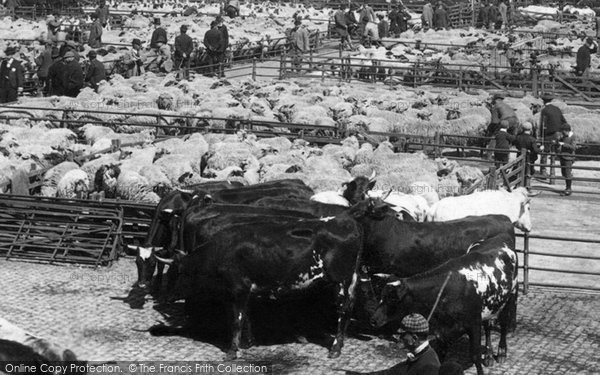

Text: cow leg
xmin=496 ymin=295 xmax=514 ymax=364
xmin=226 ymin=289 xmax=251 ymax=360
xmin=329 ymin=274 xmax=359 ymax=358
xmin=467 ymin=316 xmax=484 ymax=375
xmin=482 ymin=320 xmax=494 ymax=367
xmin=153 ymin=262 xmax=164 ymax=294
xmin=240 ymin=313 xmax=254 ymax=349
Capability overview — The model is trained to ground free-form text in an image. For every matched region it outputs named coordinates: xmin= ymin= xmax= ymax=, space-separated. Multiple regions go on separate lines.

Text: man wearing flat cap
xmin=289 ymin=19 xmax=310 ymax=73
xmin=0 ymin=46 xmax=24 ymax=103
xmin=575 ymin=37 xmax=598 ymax=78
xmin=62 ymin=50 xmax=84 ymax=97
xmin=347 ymin=313 xmax=439 ymax=375
xmin=174 ymin=25 xmax=193 ymax=80
xmin=150 ymin=17 xmax=168 ymax=49
xmin=85 ymin=50 xmax=106 ymax=92
xmin=489 ymin=93 xmax=518 ymax=136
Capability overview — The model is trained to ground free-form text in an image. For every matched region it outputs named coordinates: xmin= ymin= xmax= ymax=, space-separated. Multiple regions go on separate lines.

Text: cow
xmin=370 ymin=233 xmax=518 ymax=375
xmin=0 ymin=317 xmax=78 ymax=362
xmin=426 ymin=187 xmax=533 ymax=232
xmin=310 ymin=171 xmax=377 ymax=206
xmin=199 ymin=179 xmax=314 ymax=205
xmin=130 ymin=181 xmax=244 ymax=290
xmin=155 ymin=198 xmax=392 ymax=360
xmin=367 ymin=190 xmax=430 ymax=221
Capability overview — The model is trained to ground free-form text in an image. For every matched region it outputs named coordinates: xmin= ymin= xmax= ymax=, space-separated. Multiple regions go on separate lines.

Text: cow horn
xmin=126 ymin=244 xmax=139 ymax=250
xmin=176 ymin=188 xmax=194 ymax=194
xmin=368 ymin=170 xmax=377 ymax=181
xmin=381 ymin=188 xmax=393 ymax=201
xmin=175 ymin=249 xmax=186 ymax=256
xmin=162 ymin=208 xmax=173 ymax=214
xmin=154 ymin=255 xmax=174 ymax=265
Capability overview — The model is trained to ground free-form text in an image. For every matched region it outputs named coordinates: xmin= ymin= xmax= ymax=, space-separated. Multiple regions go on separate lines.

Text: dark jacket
xmin=576 ymin=44 xmax=593 ymax=73
xmin=63 ymin=60 xmax=84 ymax=97
xmin=514 ymin=133 xmax=541 ymax=161
xmin=88 ymin=20 xmax=103 ymax=48
xmin=557 ymin=132 xmax=577 ymax=161
xmin=86 ymin=59 xmax=106 ymax=91
xmin=541 ymin=104 xmax=568 ymax=137
xmin=175 ymin=33 xmax=194 ymax=58
xmin=150 ymin=27 xmax=168 ymax=49
xmin=378 ymin=20 xmax=390 ymax=38
xmin=217 ymin=25 xmax=229 ymax=52
xmin=494 ymin=129 xmax=516 ymax=161
xmin=204 ymin=27 xmax=223 ymax=52
xmin=479 ymin=5 xmax=490 ymax=25
xmin=491 ymin=100 xmax=517 ymax=124
xmin=48 ymin=59 xmax=66 ymax=96
xmin=95 ymin=5 xmax=109 ymax=26
xmin=433 ymin=8 xmax=449 ymax=28
xmin=35 ymin=48 xmax=54 ymax=78
xmin=0 ymin=58 xmax=24 ymax=90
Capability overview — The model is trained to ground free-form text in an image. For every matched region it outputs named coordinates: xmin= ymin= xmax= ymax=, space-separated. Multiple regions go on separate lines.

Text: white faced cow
xmin=426 ymin=187 xmax=532 ymax=232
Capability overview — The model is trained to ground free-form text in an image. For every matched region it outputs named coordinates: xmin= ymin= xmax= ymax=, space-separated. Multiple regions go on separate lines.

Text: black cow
xmin=156 ymin=199 xmax=392 ymax=359
xmin=370 ymin=233 xmax=518 ymax=375
xmin=200 ymin=179 xmax=314 ymax=205
xmin=253 ymin=196 xmax=348 ymax=217
xmin=130 ymin=181 xmax=244 ymax=290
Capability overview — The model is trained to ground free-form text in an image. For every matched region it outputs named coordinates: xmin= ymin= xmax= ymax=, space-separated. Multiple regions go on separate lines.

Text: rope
xmin=427 ymin=271 xmax=452 ymax=322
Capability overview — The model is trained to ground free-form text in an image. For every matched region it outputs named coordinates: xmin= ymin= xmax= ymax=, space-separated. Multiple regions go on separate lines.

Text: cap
xmin=4 ymin=46 xmax=17 ymax=56
xmin=153 ymin=17 xmax=161 ymax=25
xmin=87 ymin=50 xmax=97 ymax=58
xmin=180 ymin=24 xmax=188 ymax=32
xmin=521 ymin=122 xmax=533 ymax=131
xmin=64 ymin=51 xmax=76 ymax=59
xmin=541 ymin=93 xmax=554 ymax=101
xmin=215 ymin=15 xmax=223 ymax=24
xmin=586 ymin=36 xmax=594 ymax=44
xmin=132 ymin=38 xmax=142 ymax=46
xmin=294 ymin=19 xmax=302 ymax=26
xmin=398 ymin=313 xmax=429 ymax=334
xmin=492 ymin=93 xmax=504 ymax=101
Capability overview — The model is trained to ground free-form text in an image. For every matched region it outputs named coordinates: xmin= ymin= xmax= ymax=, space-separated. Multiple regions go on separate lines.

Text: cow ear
xmin=367 ymin=179 xmax=377 ymax=190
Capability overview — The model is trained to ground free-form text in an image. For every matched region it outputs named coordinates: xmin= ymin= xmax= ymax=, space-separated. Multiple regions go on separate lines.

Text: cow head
xmin=131 ymin=245 xmax=165 ymax=289
xmin=348 ymin=196 xmax=395 ymax=222
xmin=370 ymin=276 xmax=412 ymax=328
xmin=342 ymin=170 xmax=377 ymax=204
xmin=514 ymin=198 xmax=532 ymax=232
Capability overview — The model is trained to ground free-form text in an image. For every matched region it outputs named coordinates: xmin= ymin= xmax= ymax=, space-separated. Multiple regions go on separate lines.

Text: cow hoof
xmin=327 ymin=350 xmax=341 ymax=359
xmin=496 ymin=354 xmax=507 ymax=364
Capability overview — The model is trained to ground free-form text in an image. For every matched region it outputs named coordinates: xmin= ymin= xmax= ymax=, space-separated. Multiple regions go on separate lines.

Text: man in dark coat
xmin=203 ymin=21 xmax=224 ymax=77
xmin=513 ymin=121 xmax=543 ymax=177
xmin=575 ymin=37 xmax=598 ymax=77
xmin=47 ymin=50 xmax=65 ymax=96
xmin=174 ymin=25 xmax=193 ymax=80
xmin=433 ymin=2 xmax=450 ymax=30
xmin=88 ymin=13 xmax=103 ymax=48
xmin=0 ymin=46 xmax=24 ymax=103
xmin=150 ymin=18 xmax=168 ymax=49
xmin=216 ymin=15 xmax=229 ymax=71
xmin=479 ymin=2 xmax=490 ymax=28
xmin=489 ymin=93 xmax=518 ymax=135
xmin=95 ymin=0 xmax=110 ymax=28
xmin=35 ymin=41 xmax=54 ymax=96
xmin=345 ymin=5 xmax=359 ymax=38
xmin=85 ymin=50 xmax=106 ymax=92
xmin=62 ymin=51 xmax=84 ymax=97
xmin=494 ymin=120 xmax=516 ymax=168
xmin=334 ymin=4 xmax=354 ymax=50
xmin=539 ymin=93 xmax=568 ymax=176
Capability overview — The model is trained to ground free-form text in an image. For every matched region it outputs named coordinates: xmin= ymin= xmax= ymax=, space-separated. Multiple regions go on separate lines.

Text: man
xmin=0 ymin=46 xmax=24 ymax=103
xmin=62 ymin=51 xmax=83 ymax=97
xmin=35 ymin=41 xmax=54 ymax=96
xmin=433 ymin=2 xmax=450 ymax=30
xmin=513 ymin=121 xmax=543 ymax=178
xmin=494 ymin=120 xmax=516 ymax=168
xmin=289 ymin=19 xmax=310 ymax=74
xmin=225 ymin=0 xmax=240 ymax=18
xmin=539 ymin=93 xmax=568 ymax=176
xmin=389 ymin=5 xmax=401 ymax=36
xmin=88 ymin=13 xmax=103 ymax=48
xmin=489 ymin=93 xmax=518 ymax=135
xmin=575 ymin=37 xmax=598 ymax=77
xmin=47 ymin=49 xmax=65 ymax=96
xmin=488 ymin=2 xmax=499 ymax=29
xmin=555 ymin=124 xmax=576 ymax=196
xmin=216 ymin=15 xmax=229 ymax=72
xmin=498 ymin=0 xmax=508 ymax=29
xmin=359 ymin=2 xmax=376 ymax=41
xmin=422 ymin=1 xmax=434 ymax=29
xmin=378 ymin=14 xmax=389 ymax=39
xmin=478 ymin=2 xmax=490 ymax=28
xmin=203 ymin=21 xmax=224 ymax=77
xmin=95 ymin=0 xmax=110 ymax=28
xmin=345 ymin=5 xmax=360 ymax=39
xmin=85 ymin=50 xmax=106 ymax=92
xmin=47 ymin=18 xmax=61 ymax=46
xmin=123 ymin=38 xmax=144 ymax=77
xmin=150 ymin=17 xmax=168 ymax=49
xmin=334 ymin=4 xmax=354 ymax=51
xmin=5 ymin=0 xmax=20 ymax=19
xmin=174 ymin=25 xmax=193 ymax=80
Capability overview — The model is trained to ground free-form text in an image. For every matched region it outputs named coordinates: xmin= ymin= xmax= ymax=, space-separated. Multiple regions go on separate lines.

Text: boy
xmin=555 ymin=124 xmax=576 ymax=196
xmin=494 ymin=120 xmax=515 ymax=169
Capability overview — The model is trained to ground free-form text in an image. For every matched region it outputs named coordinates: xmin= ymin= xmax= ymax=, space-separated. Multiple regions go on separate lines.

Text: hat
xmin=586 ymin=36 xmax=594 ymax=44
xmin=64 ymin=51 xmax=76 ymax=59
xmin=4 ymin=46 xmax=17 ymax=56
xmin=492 ymin=93 xmax=504 ymax=101
xmin=500 ymin=120 xmax=509 ymax=129
xmin=180 ymin=24 xmax=188 ymax=32
xmin=132 ymin=38 xmax=142 ymax=46
xmin=398 ymin=313 xmax=429 ymax=334
xmin=153 ymin=17 xmax=161 ymax=25
xmin=541 ymin=93 xmax=554 ymax=101
xmin=561 ymin=124 xmax=571 ymax=132
xmin=294 ymin=19 xmax=302 ymax=26
xmin=521 ymin=122 xmax=533 ymax=131
xmin=87 ymin=50 xmax=97 ymax=58
xmin=215 ymin=15 xmax=223 ymax=24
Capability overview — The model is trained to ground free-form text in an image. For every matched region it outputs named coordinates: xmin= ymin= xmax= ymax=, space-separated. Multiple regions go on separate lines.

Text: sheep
xmin=41 ymin=161 xmax=79 ymax=197
xmin=115 ymin=170 xmax=160 ymax=204
xmin=56 ymin=169 xmax=90 ymax=199
xmin=93 ymin=164 xmax=121 ymax=198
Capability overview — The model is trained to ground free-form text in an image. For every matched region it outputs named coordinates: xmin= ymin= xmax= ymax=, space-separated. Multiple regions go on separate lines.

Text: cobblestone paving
xmin=1 ymin=258 xmax=599 ymax=374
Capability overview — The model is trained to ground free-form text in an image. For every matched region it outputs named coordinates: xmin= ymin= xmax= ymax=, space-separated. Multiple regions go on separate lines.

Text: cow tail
xmin=508 ymin=282 xmax=518 ymax=333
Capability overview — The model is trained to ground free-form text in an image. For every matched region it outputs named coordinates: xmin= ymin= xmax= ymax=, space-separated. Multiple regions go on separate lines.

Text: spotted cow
xmin=370 ymin=232 xmax=518 ymax=375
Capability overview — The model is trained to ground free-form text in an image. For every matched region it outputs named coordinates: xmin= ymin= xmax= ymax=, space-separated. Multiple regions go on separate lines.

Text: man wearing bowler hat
xmin=539 ymin=93 xmax=568 ymax=177
xmin=0 ymin=46 xmax=24 ymax=103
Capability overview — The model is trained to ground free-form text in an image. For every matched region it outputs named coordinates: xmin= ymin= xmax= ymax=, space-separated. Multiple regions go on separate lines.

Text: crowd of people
xmin=490 ymin=93 xmax=576 ymax=196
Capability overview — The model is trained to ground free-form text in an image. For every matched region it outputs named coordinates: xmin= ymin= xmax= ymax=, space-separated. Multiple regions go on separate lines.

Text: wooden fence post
xmin=488 ymin=166 xmax=497 ymax=190
xmin=252 ymin=57 xmax=257 ymax=81
xmin=521 ymin=148 xmax=529 ymax=188
xmin=110 ymin=139 xmax=121 ymax=152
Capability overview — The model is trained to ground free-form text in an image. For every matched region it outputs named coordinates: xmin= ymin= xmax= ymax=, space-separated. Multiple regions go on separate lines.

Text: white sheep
xmin=115 ymin=170 xmax=160 ymax=204
xmin=56 ymin=169 xmax=90 ymax=199
xmin=41 ymin=161 xmax=79 ymax=197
